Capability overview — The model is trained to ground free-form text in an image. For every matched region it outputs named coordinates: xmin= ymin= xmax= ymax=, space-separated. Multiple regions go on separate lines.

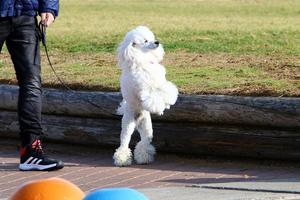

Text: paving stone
xmin=1 ymin=139 xmax=300 ymax=199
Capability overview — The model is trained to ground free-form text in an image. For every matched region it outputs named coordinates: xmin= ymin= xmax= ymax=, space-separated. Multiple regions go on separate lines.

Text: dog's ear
xmin=123 ymin=42 xmax=135 ymax=62
xmin=117 ymin=41 xmax=135 ymax=67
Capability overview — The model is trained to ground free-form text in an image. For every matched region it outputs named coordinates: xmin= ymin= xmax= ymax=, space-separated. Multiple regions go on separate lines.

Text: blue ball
xmin=84 ymin=188 xmax=149 ymax=200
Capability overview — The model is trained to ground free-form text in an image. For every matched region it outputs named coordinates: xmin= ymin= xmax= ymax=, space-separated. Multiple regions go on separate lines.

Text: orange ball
xmin=10 ymin=177 xmax=84 ymax=200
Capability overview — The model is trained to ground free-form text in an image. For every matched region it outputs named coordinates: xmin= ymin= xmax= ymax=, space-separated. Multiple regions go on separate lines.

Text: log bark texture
xmin=0 ymin=110 xmax=299 ymax=160
xmin=0 ymin=84 xmax=299 ymax=128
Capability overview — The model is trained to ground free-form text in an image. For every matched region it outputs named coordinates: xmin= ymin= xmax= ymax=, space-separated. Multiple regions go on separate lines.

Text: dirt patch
xmin=163 ymin=52 xmax=300 ymax=96
xmin=164 ymin=52 xmax=300 ymax=77
xmin=1 ymin=51 xmax=299 ymax=96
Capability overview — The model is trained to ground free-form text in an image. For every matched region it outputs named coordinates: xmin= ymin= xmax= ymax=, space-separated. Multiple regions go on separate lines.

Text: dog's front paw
xmin=156 ymin=110 xmax=164 ymax=116
xmin=165 ymin=104 xmax=170 ymax=109
xmin=113 ymin=147 xmax=133 ymax=167
xmin=134 ymin=141 xmax=156 ymax=165
xmin=162 ymin=81 xmax=178 ymax=105
xmin=149 ymin=103 xmax=164 ymax=115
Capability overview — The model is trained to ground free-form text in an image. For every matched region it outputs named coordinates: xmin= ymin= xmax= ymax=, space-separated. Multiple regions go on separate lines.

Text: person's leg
xmin=6 ymin=16 xmax=63 ymax=171
xmin=6 ymin=16 xmax=42 ymax=146
xmin=0 ymin=17 xmax=11 ymax=56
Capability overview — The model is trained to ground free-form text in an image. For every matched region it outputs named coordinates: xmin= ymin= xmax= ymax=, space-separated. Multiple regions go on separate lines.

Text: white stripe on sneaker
xmin=24 ymin=156 xmax=34 ymax=164
xmin=31 ymin=158 xmax=38 ymax=164
xmin=36 ymin=159 xmax=42 ymax=164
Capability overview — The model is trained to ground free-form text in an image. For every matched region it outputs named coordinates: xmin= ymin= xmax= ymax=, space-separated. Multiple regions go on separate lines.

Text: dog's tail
xmin=116 ymin=100 xmax=126 ymax=115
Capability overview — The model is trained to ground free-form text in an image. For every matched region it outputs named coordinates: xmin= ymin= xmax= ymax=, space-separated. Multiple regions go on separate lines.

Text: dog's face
xmin=118 ymin=26 xmax=165 ymax=68
xmin=130 ymin=26 xmax=159 ymax=51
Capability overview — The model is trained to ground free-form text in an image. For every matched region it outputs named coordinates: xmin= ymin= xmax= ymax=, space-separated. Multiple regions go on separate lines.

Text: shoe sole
xmin=19 ymin=163 xmax=59 ymax=171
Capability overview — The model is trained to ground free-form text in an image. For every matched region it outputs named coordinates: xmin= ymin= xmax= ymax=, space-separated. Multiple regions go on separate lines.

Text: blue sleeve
xmin=38 ymin=0 xmax=59 ymax=17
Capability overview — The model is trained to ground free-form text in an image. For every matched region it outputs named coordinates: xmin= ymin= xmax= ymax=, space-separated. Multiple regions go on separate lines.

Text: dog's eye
xmin=144 ymin=40 xmax=148 ymax=43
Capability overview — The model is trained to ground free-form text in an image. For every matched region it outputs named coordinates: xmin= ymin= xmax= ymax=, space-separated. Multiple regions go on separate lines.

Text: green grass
xmin=0 ymin=0 xmax=299 ymax=96
xmin=162 ymin=30 xmax=300 ymax=55
xmin=46 ymin=0 xmax=300 ymax=55
xmin=49 ymin=30 xmax=300 ymax=55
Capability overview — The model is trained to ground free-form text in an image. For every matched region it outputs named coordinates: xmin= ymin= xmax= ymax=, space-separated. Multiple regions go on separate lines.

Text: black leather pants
xmin=0 ymin=16 xmax=43 ymax=146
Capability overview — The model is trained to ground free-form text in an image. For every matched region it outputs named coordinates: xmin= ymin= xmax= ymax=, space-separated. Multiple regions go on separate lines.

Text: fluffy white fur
xmin=113 ymin=26 xmax=178 ymax=166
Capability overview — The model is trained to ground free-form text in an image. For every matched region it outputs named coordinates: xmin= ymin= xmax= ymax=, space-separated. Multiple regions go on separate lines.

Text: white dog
xmin=113 ymin=26 xmax=178 ymax=166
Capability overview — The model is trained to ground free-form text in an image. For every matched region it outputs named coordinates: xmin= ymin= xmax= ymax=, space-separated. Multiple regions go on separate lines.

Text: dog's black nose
xmin=154 ymin=40 xmax=159 ymax=45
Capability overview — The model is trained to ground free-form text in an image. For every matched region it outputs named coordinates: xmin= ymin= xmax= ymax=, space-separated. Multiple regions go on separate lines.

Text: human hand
xmin=40 ymin=12 xmax=55 ymax=27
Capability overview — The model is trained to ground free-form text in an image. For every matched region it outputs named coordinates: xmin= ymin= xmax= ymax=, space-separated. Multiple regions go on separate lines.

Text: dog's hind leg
xmin=113 ymin=108 xmax=136 ymax=166
xmin=134 ymin=111 xmax=156 ymax=164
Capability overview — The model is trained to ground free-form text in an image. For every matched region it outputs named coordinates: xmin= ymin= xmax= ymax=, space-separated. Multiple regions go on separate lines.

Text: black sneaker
xmin=19 ymin=139 xmax=64 ymax=171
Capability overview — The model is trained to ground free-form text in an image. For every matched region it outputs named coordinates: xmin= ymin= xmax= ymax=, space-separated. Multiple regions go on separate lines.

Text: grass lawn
xmin=0 ymin=0 xmax=299 ymax=96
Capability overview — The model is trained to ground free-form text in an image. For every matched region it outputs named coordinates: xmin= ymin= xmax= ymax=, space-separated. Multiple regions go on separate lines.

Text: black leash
xmin=38 ymin=22 xmax=119 ymax=115
xmin=39 ymin=22 xmax=73 ymax=91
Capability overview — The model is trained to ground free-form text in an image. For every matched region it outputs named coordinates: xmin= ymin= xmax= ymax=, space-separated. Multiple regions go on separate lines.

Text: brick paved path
xmin=1 ymin=139 xmax=300 ymax=199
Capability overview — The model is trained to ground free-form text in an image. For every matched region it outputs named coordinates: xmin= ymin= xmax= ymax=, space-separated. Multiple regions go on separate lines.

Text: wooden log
xmin=0 ymin=84 xmax=299 ymax=128
xmin=0 ymin=84 xmax=121 ymax=118
xmin=0 ymin=110 xmax=299 ymax=160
